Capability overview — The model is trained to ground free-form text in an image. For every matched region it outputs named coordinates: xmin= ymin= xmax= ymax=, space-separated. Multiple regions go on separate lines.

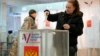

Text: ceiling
xmin=30 ymin=0 xmax=66 ymax=3
xmin=6 ymin=0 xmax=66 ymax=13
xmin=7 ymin=0 xmax=66 ymax=6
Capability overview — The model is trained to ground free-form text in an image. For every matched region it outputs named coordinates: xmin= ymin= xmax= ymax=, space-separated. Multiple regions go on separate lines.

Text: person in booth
xmin=9 ymin=9 xmax=37 ymax=56
xmin=44 ymin=9 xmax=51 ymax=29
xmin=47 ymin=0 xmax=84 ymax=56
xmin=21 ymin=9 xmax=37 ymax=29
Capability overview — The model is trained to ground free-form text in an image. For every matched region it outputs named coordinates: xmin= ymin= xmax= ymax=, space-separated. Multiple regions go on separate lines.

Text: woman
xmin=44 ymin=9 xmax=51 ymax=29
xmin=47 ymin=0 xmax=84 ymax=56
xmin=9 ymin=9 xmax=37 ymax=56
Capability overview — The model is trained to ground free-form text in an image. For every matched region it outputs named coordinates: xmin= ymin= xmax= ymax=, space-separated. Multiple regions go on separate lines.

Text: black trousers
xmin=69 ymin=46 xmax=77 ymax=56
xmin=54 ymin=46 xmax=77 ymax=56
xmin=53 ymin=33 xmax=77 ymax=56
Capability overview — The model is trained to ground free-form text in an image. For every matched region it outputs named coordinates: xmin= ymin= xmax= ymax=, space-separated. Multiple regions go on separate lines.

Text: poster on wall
xmin=87 ymin=20 xmax=92 ymax=28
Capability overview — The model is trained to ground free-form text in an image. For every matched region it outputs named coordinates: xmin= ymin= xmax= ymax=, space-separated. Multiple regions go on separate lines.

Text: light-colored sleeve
xmin=21 ymin=17 xmax=31 ymax=30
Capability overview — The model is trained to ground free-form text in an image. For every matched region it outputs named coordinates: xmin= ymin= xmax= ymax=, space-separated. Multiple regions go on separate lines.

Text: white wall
xmin=21 ymin=2 xmax=66 ymax=29
xmin=78 ymin=0 xmax=100 ymax=49
xmin=0 ymin=0 xmax=8 ymax=42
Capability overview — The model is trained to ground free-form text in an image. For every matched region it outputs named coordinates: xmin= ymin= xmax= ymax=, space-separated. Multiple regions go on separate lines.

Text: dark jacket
xmin=47 ymin=12 xmax=84 ymax=46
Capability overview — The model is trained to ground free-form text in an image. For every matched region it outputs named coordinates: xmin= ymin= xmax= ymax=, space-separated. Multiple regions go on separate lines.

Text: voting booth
xmin=18 ymin=29 xmax=69 ymax=56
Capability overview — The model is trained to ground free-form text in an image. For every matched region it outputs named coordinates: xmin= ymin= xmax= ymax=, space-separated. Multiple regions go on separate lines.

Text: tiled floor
xmin=77 ymin=48 xmax=100 ymax=56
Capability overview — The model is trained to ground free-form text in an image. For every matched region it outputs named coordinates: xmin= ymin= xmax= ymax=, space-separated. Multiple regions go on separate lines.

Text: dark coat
xmin=47 ymin=12 xmax=84 ymax=46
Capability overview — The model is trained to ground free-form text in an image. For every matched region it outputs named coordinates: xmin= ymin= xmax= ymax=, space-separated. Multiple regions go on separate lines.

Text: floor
xmin=77 ymin=48 xmax=100 ymax=56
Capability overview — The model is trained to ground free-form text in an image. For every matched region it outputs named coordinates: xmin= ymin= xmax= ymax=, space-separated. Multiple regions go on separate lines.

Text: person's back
xmin=21 ymin=16 xmax=36 ymax=30
xmin=7 ymin=33 xmax=14 ymax=44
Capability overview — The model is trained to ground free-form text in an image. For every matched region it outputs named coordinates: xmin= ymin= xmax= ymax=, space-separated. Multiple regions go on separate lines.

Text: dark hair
xmin=44 ymin=9 xmax=50 ymax=12
xmin=68 ymin=0 xmax=81 ymax=15
xmin=8 ymin=30 xmax=13 ymax=34
xmin=29 ymin=9 xmax=36 ymax=16
xmin=44 ymin=9 xmax=50 ymax=14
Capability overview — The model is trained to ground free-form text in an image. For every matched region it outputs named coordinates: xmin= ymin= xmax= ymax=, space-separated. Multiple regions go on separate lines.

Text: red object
xmin=87 ymin=20 xmax=92 ymax=27
xmin=24 ymin=46 xmax=39 ymax=56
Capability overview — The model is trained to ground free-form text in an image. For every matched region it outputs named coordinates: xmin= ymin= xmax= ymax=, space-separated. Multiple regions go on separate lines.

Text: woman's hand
xmin=63 ymin=24 xmax=70 ymax=30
